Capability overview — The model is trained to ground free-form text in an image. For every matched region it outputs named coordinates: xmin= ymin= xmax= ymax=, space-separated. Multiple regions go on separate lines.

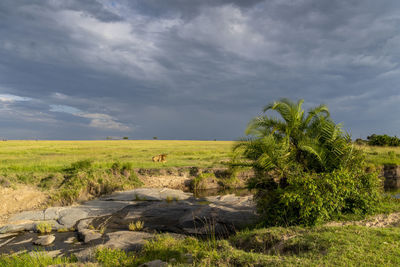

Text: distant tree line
xmin=356 ymin=134 xmax=400 ymax=146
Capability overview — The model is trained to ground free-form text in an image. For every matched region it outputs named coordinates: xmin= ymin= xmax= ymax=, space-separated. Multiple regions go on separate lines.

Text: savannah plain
xmin=1 ymin=140 xmax=400 ymax=266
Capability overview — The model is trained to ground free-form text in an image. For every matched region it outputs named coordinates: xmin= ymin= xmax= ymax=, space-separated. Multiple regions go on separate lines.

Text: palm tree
xmin=236 ymin=98 xmax=354 ymax=173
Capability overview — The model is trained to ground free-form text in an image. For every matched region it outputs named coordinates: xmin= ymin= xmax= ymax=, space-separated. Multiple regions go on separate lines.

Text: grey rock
xmin=106 ymin=194 xmax=257 ymax=236
xmin=83 ymin=200 xmax=135 ymax=216
xmin=73 ymin=247 xmax=96 ymax=262
xmin=103 ymin=188 xmax=192 ymax=201
xmin=3 ymin=188 xmax=257 ymax=248
xmin=78 ymin=229 xmax=102 ymax=244
xmin=64 ymin=236 xmax=77 ymax=244
xmin=58 ymin=208 xmax=89 ymax=228
xmin=0 ymin=222 xmax=35 ymax=234
xmin=44 ymin=207 xmax=65 ymax=221
xmin=33 ymin=235 xmax=55 ymax=246
xmin=139 ymin=259 xmax=168 ymax=267
xmin=103 ymin=231 xmax=154 ymax=251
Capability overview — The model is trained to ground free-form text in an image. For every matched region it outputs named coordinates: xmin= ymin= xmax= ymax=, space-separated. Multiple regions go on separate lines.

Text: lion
xmin=152 ymin=154 xmax=167 ymax=163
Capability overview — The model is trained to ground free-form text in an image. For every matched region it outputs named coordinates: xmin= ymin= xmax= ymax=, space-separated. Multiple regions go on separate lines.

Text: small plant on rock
xmin=99 ymin=226 xmax=107 ymax=235
xmin=129 ymin=220 xmax=144 ymax=231
xmin=36 ymin=221 xmax=52 ymax=234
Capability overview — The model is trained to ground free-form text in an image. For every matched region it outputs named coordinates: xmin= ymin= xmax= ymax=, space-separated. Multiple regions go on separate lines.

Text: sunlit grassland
xmin=0 ymin=141 xmax=398 ymax=176
xmin=0 ymin=140 xmax=234 ymax=174
xmin=358 ymin=145 xmax=400 ymax=166
xmin=3 ymin=225 xmax=400 ymax=266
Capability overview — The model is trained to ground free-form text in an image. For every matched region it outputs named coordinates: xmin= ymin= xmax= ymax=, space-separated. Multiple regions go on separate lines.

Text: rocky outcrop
xmin=101 ymin=194 xmax=256 ymax=236
xmin=103 ymin=231 xmax=155 ymax=251
xmin=0 ymin=188 xmax=256 ymax=258
xmin=33 ymin=235 xmax=55 ymax=246
xmin=383 ymin=164 xmax=400 ymax=190
xmin=0 ymin=187 xmax=255 ymax=264
xmin=0 ymin=188 xmax=255 ymax=236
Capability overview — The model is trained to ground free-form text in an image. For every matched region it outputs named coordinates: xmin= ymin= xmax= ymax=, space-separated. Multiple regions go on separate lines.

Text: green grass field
xmin=0 ymin=141 xmax=399 ymax=176
xmin=0 ymin=140 xmax=234 ymax=174
xmin=1 ymin=141 xmax=400 ymax=265
xmin=359 ymin=145 xmax=400 ymax=166
xmin=3 ymin=225 xmax=400 ymax=266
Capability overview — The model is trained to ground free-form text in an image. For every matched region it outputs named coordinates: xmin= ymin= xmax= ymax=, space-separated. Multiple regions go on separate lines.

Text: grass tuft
xmin=128 ymin=220 xmax=144 ymax=231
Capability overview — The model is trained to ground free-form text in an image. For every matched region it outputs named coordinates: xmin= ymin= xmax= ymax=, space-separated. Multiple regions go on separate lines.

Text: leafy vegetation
xmin=0 ymin=252 xmax=77 ymax=266
xmin=35 ymin=221 xmax=52 ymax=234
xmin=49 ymin=159 xmax=143 ymax=205
xmin=128 ymin=220 xmax=144 ymax=231
xmin=233 ymin=99 xmax=382 ymax=226
xmin=366 ymin=134 xmax=400 ymax=146
xmin=95 ymin=247 xmax=136 ymax=266
xmin=6 ymin=225 xmax=400 ymax=266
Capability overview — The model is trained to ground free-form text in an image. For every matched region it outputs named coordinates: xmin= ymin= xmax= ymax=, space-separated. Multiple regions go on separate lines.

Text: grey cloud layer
xmin=0 ymin=0 xmax=399 ymax=139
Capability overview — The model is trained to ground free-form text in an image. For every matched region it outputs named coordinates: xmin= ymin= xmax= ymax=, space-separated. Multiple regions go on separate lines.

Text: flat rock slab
xmin=103 ymin=231 xmax=154 ymax=251
xmin=1 ymin=188 xmax=256 ymax=237
xmin=103 ymin=196 xmax=257 ymax=236
xmin=0 ymin=221 xmax=35 ymax=234
xmin=3 ymin=201 xmax=136 ymax=233
xmin=33 ymin=235 xmax=55 ymax=246
xmin=102 ymin=188 xmax=193 ymax=201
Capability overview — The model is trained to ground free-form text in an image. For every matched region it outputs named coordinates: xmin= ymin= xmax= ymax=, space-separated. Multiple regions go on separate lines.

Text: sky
xmin=0 ymin=0 xmax=400 ymax=140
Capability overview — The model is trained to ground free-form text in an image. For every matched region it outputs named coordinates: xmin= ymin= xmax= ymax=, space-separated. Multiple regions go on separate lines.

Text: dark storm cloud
xmin=0 ymin=0 xmax=400 ymax=139
xmin=122 ymin=0 xmax=265 ymax=19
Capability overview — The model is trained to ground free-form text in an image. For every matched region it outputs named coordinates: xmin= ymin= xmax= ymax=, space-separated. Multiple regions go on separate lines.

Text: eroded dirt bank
xmin=0 ymin=186 xmax=48 ymax=224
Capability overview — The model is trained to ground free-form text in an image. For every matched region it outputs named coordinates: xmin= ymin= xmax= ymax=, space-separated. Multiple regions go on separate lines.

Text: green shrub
xmin=367 ymin=134 xmax=400 ymax=146
xmin=52 ymin=160 xmax=142 ymax=205
xmin=192 ymin=173 xmax=216 ymax=190
xmin=235 ymin=99 xmax=383 ymax=226
xmin=36 ymin=221 xmax=53 ymax=234
xmin=252 ymin=168 xmax=382 ymax=226
xmin=65 ymin=159 xmax=93 ymax=173
xmin=0 ymin=252 xmax=77 ymax=266
xmin=95 ymin=247 xmax=135 ymax=267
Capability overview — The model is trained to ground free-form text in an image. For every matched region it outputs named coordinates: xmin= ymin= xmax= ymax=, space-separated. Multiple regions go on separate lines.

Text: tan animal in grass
xmin=152 ymin=154 xmax=167 ymax=163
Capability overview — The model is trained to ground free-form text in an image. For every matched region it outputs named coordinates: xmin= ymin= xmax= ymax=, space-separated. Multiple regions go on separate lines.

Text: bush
xmin=234 ymin=99 xmax=383 ymax=226
xmin=52 ymin=160 xmax=142 ymax=205
xmin=367 ymin=134 xmax=400 ymax=146
xmin=251 ymin=168 xmax=382 ymax=226
xmin=95 ymin=247 xmax=135 ymax=267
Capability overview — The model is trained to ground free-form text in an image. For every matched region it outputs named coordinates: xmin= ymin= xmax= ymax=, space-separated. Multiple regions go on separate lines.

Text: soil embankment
xmin=0 ymin=186 xmax=47 ymax=224
xmin=136 ymin=167 xmax=253 ymax=191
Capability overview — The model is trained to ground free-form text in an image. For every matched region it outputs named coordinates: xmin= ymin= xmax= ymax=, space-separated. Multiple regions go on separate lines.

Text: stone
xmin=33 ymin=235 xmax=55 ymax=246
xmin=103 ymin=188 xmax=193 ymax=201
xmin=103 ymin=231 xmax=154 ymax=251
xmin=78 ymin=229 xmax=102 ymax=244
xmin=0 ymin=221 xmax=35 ymax=234
xmin=383 ymin=164 xmax=400 ymax=190
xmin=64 ymin=236 xmax=77 ymax=244
xmin=44 ymin=207 xmax=65 ymax=220
xmin=106 ymin=194 xmax=257 ymax=236
xmin=58 ymin=208 xmax=89 ymax=228
xmin=83 ymin=200 xmax=135 ymax=216
xmin=139 ymin=259 xmax=168 ymax=267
